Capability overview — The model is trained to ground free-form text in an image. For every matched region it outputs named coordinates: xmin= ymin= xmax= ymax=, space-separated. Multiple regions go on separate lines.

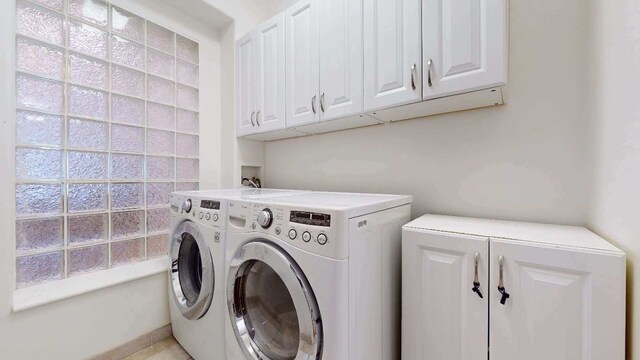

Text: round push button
xmin=288 ymin=229 xmax=297 ymax=240
xmin=317 ymin=233 xmax=328 ymax=245
xmin=213 ymin=214 xmax=219 ymax=222
xmin=302 ymin=231 xmax=311 ymax=242
xmin=275 ymin=227 xmax=282 ymax=235
xmin=205 ymin=213 xmax=211 ymax=220
xmin=199 ymin=212 xmax=204 ymax=219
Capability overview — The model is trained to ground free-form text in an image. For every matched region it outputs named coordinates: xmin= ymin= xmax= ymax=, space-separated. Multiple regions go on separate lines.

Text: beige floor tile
xmin=124 ymin=337 xmax=189 ymax=360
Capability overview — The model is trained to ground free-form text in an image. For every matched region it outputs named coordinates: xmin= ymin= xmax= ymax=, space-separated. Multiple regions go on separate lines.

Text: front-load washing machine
xmin=224 ymin=191 xmax=412 ymax=360
xmin=169 ymin=189 xmax=307 ymax=359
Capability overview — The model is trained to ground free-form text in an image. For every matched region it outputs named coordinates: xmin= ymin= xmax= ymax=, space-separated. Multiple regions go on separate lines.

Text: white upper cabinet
xmin=364 ymin=0 xmax=423 ymax=112
xmin=285 ymin=0 xmax=319 ymax=127
xmin=422 ymin=0 xmax=507 ymax=99
xmin=255 ymin=14 xmax=286 ymax=133
xmin=236 ymin=13 xmax=286 ymax=137
xmin=402 ymin=228 xmax=488 ymax=360
xmin=235 ymin=33 xmax=255 ymax=137
xmin=318 ymin=0 xmax=364 ymax=121
xmin=490 ymin=239 xmax=626 ymax=360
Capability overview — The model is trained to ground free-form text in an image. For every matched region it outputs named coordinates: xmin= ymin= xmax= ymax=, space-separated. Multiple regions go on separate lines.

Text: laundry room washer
xmin=168 ymin=188 xmax=307 ymax=359
xmin=224 ymin=192 xmax=412 ymax=360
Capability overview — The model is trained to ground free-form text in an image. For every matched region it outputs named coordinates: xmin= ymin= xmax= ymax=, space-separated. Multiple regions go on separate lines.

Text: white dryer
xmin=168 ymin=189 xmax=306 ymax=359
xmin=224 ymin=192 xmax=412 ymax=360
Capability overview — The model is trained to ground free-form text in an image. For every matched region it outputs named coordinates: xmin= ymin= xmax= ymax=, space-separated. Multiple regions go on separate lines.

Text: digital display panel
xmin=290 ymin=211 xmax=331 ymax=227
xmin=201 ymin=200 xmax=221 ymax=210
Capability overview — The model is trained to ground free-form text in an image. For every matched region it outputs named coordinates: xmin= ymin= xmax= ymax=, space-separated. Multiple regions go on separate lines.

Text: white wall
xmin=587 ymin=0 xmax=640 ymax=357
xmin=265 ymin=0 xmax=590 ymax=225
xmin=0 ymin=0 xmax=226 ymax=358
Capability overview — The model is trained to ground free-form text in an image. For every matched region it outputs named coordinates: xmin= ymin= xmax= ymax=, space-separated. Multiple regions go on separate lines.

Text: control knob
xmin=257 ymin=208 xmax=273 ymax=229
xmin=182 ymin=199 xmax=192 ymax=213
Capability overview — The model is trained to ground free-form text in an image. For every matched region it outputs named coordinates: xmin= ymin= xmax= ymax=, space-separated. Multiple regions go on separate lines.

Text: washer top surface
xmin=174 ymin=188 xmax=307 ymax=200
xmin=255 ymin=191 xmax=413 ymax=218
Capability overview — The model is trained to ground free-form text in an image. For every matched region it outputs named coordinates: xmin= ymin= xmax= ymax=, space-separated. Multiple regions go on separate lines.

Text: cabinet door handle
xmin=256 ymin=110 xmax=261 ymax=126
xmin=250 ymin=111 xmax=255 ymax=126
xmin=311 ymin=95 xmax=317 ymax=114
xmin=426 ymin=58 xmax=433 ymax=87
xmin=497 ymin=255 xmax=510 ymax=305
xmin=471 ymin=252 xmax=483 ymax=299
xmin=410 ymin=63 xmax=417 ymax=91
xmin=320 ymin=93 xmax=325 ymax=112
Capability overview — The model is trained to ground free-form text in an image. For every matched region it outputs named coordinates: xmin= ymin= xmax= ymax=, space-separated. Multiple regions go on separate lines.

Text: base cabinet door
xmin=285 ymin=0 xmax=319 ymax=127
xmin=422 ymin=0 xmax=507 ymax=99
xmin=489 ymin=239 xmax=626 ymax=360
xmin=318 ymin=0 xmax=363 ymax=121
xmin=254 ymin=13 xmax=286 ymax=133
xmin=364 ymin=0 xmax=422 ymax=112
xmin=235 ymin=32 xmax=255 ymax=137
xmin=402 ymin=229 xmax=488 ymax=360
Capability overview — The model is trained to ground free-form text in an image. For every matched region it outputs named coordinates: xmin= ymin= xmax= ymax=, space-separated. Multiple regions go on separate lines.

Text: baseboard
xmin=90 ymin=324 xmax=172 ymax=360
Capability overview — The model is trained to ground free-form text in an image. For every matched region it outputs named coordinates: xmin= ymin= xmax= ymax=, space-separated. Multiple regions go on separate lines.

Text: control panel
xmin=170 ymin=194 xmax=225 ymax=230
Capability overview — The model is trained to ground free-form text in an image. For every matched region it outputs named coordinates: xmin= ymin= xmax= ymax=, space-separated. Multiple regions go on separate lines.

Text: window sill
xmin=13 ymin=257 xmax=168 ymax=313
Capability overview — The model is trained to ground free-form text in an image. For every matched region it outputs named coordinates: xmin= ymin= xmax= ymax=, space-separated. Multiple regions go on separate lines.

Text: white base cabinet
xmin=402 ymin=215 xmax=625 ymax=360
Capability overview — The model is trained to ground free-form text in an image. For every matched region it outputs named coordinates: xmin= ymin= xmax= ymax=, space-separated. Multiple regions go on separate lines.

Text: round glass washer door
xmin=227 ymin=240 xmax=323 ymax=360
xmin=170 ymin=220 xmax=214 ymax=320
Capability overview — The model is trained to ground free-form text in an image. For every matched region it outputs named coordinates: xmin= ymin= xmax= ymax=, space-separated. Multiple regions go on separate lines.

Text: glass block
xmin=31 ymin=0 xmax=63 ymax=11
xmin=176 ymin=133 xmax=199 ymax=157
xmin=68 ymin=244 xmax=108 ymax=276
xmin=67 ymin=118 xmax=108 ymax=150
xmin=147 ymin=102 xmax=175 ymax=130
xmin=68 ymin=19 xmax=108 ymax=59
xmin=16 ymin=110 xmax=63 ymax=146
xmin=111 ymin=35 xmax=145 ymax=69
xmin=177 ymin=84 xmax=199 ymax=110
xmin=15 ymin=148 xmax=63 ymax=181
xmin=176 ymin=182 xmax=199 ymax=191
xmin=16 ymin=183 xmax=63 ymax=216
xmin=176 ymin=109 xmax=199 ymax=133
xmin=16 ymin=73 xmax=64 ymax=113
xmin=111 ymin=238 xmax=144 ymax=266
xmin=16 ymin=0 xmax=64 ymax=46
xmin=16 ymin=217 xmax=63 ymax=254
xmin=111 ymin=94 xmax=144 ymax=125
xmin=68 ymin=213 xmax=108 ymax=245
xmin=147 ymin=22 xmax=175 ymax=54
xmin=111 ymin=6 xmax=144 ymax=42
xmin=147 ymin=48 xmax=175 ymax=80
xmin=69 ymin=0 xmax=108 ymax=27
xmin=16 ymin=36 xmax=64 ymax=79
xmin=67 ymin=151 xmax=108 ymax=180
xmin=147 ymin=75 xmax=175 ymax=105
xmin=111 ymin=182 xmax=144 ymax=209
xmin=147 ymin=234 xmax=169 ymax=258
xmin=111 ymin=65 xmax=145 ymax=97
xmin=147 ymin=207 xmax=170 ymax=233
xmin=147 ymin=156 xmax=174 ymax=180
xmin=68 ymin=85 xmax=108 ymax=120
xmin=111 ymin=124 xmax=144 ymax=153
xmin=176 ymin=35 xmax=199 ymax=64
xmin=146 ymin=182 xmax=173 ymax=207
xmin=111 ymin=154 xmax=143 ymax=180
xmin=69 ymin=52 xmax=108 ymax=89
xmin=147 ymin=129 xmax=175 ymax=156
xmin=111 ymin=210 xmax=144 ymax=239
xmin=16 ymin=251 xmax=63 ymax=288
xmin=177 ymin=60 xmax=199 ymax=88
xmin=176 ymin=158 xmax=199 ymax=180
xmin=68 ymin=183 xmax=108 ymax=212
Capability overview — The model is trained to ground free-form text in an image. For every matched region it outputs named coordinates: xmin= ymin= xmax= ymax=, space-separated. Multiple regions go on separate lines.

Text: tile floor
xmin=123 ymin=337 xmax=191 ymax=360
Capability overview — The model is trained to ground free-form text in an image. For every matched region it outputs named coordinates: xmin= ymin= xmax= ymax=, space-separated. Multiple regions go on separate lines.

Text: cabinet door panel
xmin=255 ymin=14 xmax=286 ymax=133
xmin=490 ymin=239 xmax=625 ymax=360
xmin=364 ymin=0 xmax=422 ymax=112
xmin=285 ymin=0 xmax=319 ymax=127
xmin=422 ymin=0 xmax=506 ymax=99
xmin=402 ymin=229 xmax=488 ymax=360
xmin=318 ymin=0 xmax=363 ymax=121
xmin=236 ymin=32 xmax=255 ymax=137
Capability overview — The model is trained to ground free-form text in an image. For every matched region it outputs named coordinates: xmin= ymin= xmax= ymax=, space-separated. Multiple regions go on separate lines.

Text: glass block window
xmin=14 ymin=0 xmax=200 ymax=288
